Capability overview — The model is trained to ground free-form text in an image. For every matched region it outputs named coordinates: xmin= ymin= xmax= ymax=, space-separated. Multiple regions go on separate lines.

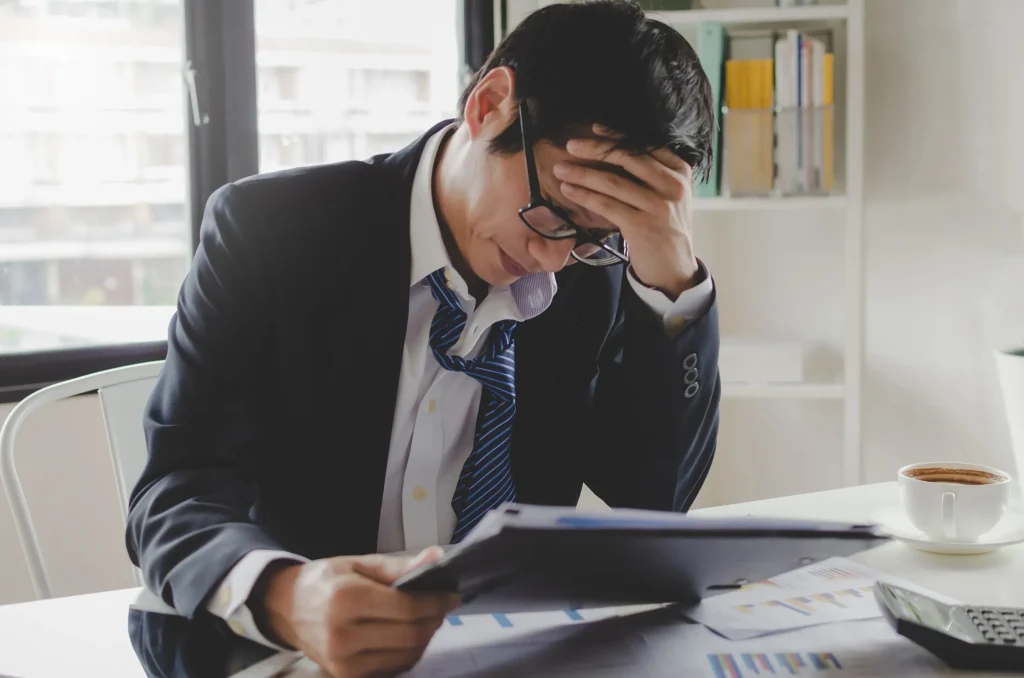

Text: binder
xmin=394 ymin=504 xmax=889 ymax=615
xmin=696 ymin=21 xmax=725 ymax=198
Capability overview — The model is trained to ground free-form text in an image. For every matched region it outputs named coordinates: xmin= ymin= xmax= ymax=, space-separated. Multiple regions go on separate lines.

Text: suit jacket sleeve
xmin=581 ymin=273 xmax=720 ymax=512
xmin=126 ymin=182 xmax=288 ymax=619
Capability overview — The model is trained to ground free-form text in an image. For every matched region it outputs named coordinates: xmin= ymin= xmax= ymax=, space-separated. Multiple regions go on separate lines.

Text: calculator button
xmin=1005 ymin=638 xmax=1018 ymax=644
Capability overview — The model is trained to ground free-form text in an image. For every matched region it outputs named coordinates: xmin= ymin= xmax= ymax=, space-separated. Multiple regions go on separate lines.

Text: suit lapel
xmin=329 ymin=122 xmax=451 ymax=553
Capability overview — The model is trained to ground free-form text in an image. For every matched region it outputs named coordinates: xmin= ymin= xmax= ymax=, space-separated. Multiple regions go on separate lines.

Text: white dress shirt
xmin=207 ymin=124 xmax=715 ymax=648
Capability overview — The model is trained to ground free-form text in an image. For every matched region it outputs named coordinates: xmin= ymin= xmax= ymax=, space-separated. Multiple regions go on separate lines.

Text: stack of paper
xmin=684 ymin=557 xmax=960 ymax=640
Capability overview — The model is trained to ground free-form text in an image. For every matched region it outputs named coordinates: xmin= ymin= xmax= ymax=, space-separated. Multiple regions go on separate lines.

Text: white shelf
xmin=694 ymin=195 xmax=847 ymax=212
xmin=722 ymin=381 xmax=845 ymax=399
xmin=651 ymin=4 xmax=849 ymax=27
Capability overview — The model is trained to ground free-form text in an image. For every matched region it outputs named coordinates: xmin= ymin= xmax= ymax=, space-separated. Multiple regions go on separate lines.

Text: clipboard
xmin=393 ymin=504 xmax=889 ymax=614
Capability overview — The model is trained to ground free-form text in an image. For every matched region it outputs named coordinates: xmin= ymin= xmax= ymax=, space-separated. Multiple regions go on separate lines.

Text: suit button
xmin=683 ymin=353 xmax=698 ymax=369
xmin=684 ymin=382 xmax=700 ymax=399
xmin=684 ymin=368 xmax=698 ymax=384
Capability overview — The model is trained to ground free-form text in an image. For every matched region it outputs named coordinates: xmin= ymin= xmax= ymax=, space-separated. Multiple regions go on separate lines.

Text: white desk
xmin=1 ymin=482 xmax=1021 ymax=677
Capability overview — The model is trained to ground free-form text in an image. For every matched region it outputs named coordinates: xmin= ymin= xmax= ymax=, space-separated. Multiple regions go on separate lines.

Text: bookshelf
xmin=665 ymin=0 xmax=866 ymax=487
xmin=650 ymin=4 xmax=849 ymax=27
xmin=693 ymin=195 xmax=847 ymax=212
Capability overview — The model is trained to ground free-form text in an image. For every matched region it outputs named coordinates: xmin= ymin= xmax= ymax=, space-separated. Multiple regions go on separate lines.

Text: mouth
xmin=498 ymin=248 xmax=530 ymax=278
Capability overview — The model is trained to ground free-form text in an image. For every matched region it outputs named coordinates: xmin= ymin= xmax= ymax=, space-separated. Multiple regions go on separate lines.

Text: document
xmin=684 ymin=557 xmax=960 ymax=640
xmin=295 ymin=605 xmax=939 ymax=677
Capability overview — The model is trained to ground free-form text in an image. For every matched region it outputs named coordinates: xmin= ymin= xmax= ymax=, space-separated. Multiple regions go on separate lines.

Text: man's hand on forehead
xmin=553 ymin=124 xmax=699 ymax=299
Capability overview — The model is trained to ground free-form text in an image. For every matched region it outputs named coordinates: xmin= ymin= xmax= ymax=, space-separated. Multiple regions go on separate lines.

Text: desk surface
xmin=2 ymin=482 xmax=1021 ymax=677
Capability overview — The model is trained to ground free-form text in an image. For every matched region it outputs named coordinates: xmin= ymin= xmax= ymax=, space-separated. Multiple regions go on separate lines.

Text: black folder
xmin=394 ymin=504 xmax=889 ymax=614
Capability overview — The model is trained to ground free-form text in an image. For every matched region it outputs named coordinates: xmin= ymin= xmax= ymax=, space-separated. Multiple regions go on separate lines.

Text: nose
xmin=527 ymin=236 xmax=576 ymax=273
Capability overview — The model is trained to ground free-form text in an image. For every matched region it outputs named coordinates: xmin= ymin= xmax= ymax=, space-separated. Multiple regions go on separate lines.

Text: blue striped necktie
xmin=425 ymin=268 xmax=518 ymax=542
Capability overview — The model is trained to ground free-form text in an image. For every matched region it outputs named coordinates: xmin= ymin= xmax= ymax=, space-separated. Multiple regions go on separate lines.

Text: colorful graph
xmin=446 ymin=609 xmax=589 ymax=628
xmin=810 ymin=592 xmax=848 ymax=609
xmin=708 ymin=652 xmax=843 ymax=677
xmin=762 ymin=598 xmax=814 ymax=617
xmin=733 ymin=604 xmax=759 ymax=614
xmin=807 ymin=566 xmax=860 ymax=582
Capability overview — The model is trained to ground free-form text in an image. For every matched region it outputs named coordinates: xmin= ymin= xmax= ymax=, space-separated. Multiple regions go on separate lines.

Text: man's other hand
xmin=258 ymin=547 xmax=458 ymax=678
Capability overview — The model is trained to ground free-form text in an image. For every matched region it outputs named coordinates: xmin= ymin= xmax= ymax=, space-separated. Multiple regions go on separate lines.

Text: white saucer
xmin=868 ymin=504 xmax=1024 ymax=555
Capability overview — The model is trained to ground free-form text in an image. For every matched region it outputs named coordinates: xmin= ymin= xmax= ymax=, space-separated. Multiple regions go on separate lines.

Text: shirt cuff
xmin=626 ymin=260 xmax=714 ymax=335
xmin=206 ymin=549 xmax=310 ymax=651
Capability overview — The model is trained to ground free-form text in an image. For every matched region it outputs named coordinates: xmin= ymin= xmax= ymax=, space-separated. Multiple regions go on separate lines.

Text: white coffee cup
xmin=898 ymin=462 xmax=1011 ymax=543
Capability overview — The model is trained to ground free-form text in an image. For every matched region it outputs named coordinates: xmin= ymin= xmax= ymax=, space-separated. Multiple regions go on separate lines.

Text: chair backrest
xmin=0 ymin=360 xmax=164 ymax=600
xmin=98 ymin=375 xmax=161 ymax=526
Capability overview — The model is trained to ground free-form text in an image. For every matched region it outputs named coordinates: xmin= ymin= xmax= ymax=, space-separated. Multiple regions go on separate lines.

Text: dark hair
xmin=457 ymin=0 xmax=715 ymax=181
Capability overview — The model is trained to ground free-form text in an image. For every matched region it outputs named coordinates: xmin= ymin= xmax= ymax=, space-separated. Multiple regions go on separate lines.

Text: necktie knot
xmin=426 ymin=268 xmax=516 ymax=402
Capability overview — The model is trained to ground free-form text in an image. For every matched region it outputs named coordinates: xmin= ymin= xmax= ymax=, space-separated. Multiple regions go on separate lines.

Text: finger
xmin=592 ymin=123 xmax=624 ymax=139
xmin=553 ymin=162 xmax=658 ymax=212
xmin=401 ymin=546 xmax=445 ymax=576
xmin=650 ymin=146 xmax=692 ymax=175
xmin=566 ymin=138 xmax=685 ymax=200
xmin=559 ymin=182 xmax=640 ymax=233
xmin=349 ymin=547 xmax=438 ymax=586
xmin=335 ymin=575 xmax=459 ymax=623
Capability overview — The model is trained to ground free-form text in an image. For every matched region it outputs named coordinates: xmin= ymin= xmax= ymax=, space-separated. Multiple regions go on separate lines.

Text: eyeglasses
xmin=516 ymin=102 xmax=629 ymax=267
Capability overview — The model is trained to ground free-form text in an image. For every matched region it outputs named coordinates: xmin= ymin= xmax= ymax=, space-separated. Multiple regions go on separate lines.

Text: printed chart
xmin=732 ymin=587 xmax=875 ymax=618
xmin=445 ymin=610 xmax=587 ymax=628
xmin=686 ymin=558 xmax=922 ymax=639
xmin=708 ymin=651 xmax=844 ymax=677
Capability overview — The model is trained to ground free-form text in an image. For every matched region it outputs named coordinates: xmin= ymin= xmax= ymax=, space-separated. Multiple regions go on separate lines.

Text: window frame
xmin=0 ymin=0 xmax=491 ymax=403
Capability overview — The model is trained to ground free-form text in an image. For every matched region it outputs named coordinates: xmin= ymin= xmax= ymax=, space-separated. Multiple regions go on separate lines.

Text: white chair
xmin=0 ymin=360 xmax=164 ymax=600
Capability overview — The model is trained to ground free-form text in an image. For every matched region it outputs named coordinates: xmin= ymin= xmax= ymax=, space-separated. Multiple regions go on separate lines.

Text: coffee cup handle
xmin=941 ymin=491 xmax=956 ymax=541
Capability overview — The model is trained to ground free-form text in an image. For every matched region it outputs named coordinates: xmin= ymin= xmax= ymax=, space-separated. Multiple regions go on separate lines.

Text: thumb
xmin=401 ymin=546 xmax=445 ymax=576
xmin=353 ymin=547 xmax=445 ymax=585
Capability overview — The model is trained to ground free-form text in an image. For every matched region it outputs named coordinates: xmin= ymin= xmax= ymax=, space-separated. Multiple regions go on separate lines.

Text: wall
xmin=2 ymin=0 xmax=1024 ymax=604
xmin=0 ymin=397 xmax=136 ymax=605
xmin=696 ymin=0 xmax=1024 ymax=506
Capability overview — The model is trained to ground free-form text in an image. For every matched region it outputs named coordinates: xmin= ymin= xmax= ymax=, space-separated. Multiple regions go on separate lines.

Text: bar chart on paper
xmin=708 ymin=651 xmax=844 ymax=677
xmin=736 ymin=587 xmax=875 ymax=618
xmin=687 ymin=558 xmax=894 ymax=639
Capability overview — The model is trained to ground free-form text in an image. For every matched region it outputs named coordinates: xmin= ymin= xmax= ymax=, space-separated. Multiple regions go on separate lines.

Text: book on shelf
xmin=697 ymin=25 xmax=835 ymax=199
xmin=695 ymin=21 xmax=725 ymax=199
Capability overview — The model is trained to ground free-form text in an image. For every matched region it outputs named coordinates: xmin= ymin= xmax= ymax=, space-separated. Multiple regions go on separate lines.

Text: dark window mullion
xmin=183 ymin=0 xmax=259 ymax=253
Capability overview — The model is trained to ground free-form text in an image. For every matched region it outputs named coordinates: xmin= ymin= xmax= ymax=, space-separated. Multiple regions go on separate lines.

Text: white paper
xmin=377 ymin=605 xmax=943 ymax=677
xmin=660 ymin=618 xmax=944 ymax=678
xmin=685 ymin=557 xmax=960 ymax=640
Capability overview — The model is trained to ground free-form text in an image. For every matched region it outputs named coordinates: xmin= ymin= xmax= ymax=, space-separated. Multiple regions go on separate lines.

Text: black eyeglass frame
xmin=516 ymin=102 xmax=629 ymax=267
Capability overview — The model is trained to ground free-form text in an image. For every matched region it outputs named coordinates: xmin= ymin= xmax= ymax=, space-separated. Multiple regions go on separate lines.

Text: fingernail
xmin=561 ymin=182 xmax=576 ymax=193
xmin=566 ymin=139 xmax=583 ymax=152
xmin=553 ymin=163 xmax=569 ymax=177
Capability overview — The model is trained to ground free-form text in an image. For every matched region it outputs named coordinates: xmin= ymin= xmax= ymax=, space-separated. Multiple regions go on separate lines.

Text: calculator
xmin=874 ymin=581 xmax=1024 ymax=671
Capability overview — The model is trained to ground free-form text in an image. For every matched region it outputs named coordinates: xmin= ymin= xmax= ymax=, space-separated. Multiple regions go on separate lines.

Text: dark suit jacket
xmin=126 ymin=121 xmax=721 ymax=619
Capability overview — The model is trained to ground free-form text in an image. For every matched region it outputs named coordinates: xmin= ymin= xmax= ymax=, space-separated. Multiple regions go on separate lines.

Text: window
xmin=1 ymin=0 xmax=477 ymax=398
xmin=0 ymin=0 xmax=190 ymax=355
xmin=254 ymin=0 xmax=460 ymax=170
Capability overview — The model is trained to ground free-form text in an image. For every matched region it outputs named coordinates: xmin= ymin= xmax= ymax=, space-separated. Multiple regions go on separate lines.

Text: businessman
xmin=127 ymin=1 xmax=721 ymax=676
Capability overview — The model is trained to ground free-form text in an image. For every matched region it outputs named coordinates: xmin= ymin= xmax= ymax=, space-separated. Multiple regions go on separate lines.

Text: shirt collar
xmin=408 ymin=124 xmax=556 ymax=321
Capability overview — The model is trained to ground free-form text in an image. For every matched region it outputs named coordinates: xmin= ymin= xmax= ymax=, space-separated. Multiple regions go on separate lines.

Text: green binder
xmin=696 ymin=21 xmax=725 ymax=198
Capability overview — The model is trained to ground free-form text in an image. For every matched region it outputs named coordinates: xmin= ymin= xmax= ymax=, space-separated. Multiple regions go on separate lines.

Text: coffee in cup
xmin=898 ymin=462 xmax=1010 ymax=543
xmin=902 ymin=467 xmax=1005 ymax=486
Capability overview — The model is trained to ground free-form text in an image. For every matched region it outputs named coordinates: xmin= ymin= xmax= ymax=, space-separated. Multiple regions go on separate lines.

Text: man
xmin=127 ymin=1 xmax=720 ymax=676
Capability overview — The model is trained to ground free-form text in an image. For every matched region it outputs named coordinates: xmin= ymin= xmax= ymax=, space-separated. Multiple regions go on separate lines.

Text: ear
xmin=463 ymin=66 xmax=518 ymax=142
